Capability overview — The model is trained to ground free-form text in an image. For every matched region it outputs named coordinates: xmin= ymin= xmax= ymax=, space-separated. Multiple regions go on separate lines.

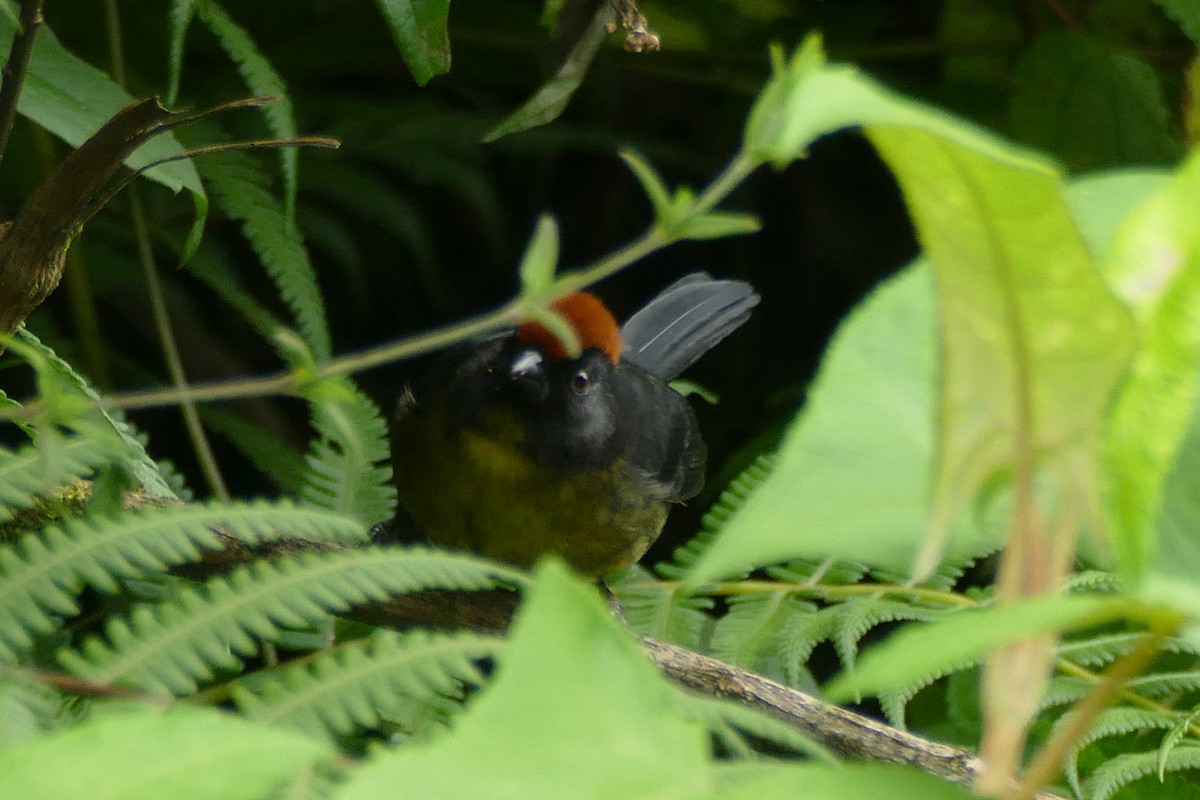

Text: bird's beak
xmin=509 ymin=348 xmax=544 ymax=379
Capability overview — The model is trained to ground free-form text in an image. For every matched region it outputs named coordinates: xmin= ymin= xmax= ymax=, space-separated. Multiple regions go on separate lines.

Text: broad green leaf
xmin=692 ymin=38 xmax=1135 ymax=584
xmin=0 ymin=16 xmax=205 ymax=235
xmin=868 ymin=125 xmax=1134 ymax=578
xmin=375 ymin=0 xmax=452 ymax=86
xmin=688 ymin=263 xmax=986 ymax=579
xmin=714 ymin=763 xmax=975 ymax=800
xmin=333 ymin=561 xmax=711 ymax=800
xmin=0 ymin=704 xmax=326 ymax=800
xmin=483 ymin=1 xmax=610 ymax=142
xmin=825 ymin=595 xmax=1122 ymax=702
xmin=1010 ymin=32 xmax=1182 ymax=171
xmin=1105 ymin=149 xmax=1200 ymax=598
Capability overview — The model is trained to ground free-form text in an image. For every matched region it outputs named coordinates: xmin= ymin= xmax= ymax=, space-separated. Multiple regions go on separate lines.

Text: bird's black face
xmin=504 ymin=342 xmax=620 ymax=471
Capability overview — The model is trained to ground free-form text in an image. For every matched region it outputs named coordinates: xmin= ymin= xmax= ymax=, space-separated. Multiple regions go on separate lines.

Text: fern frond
xmin=1057 ymin=632 xmax=1142 ymax=669
xmin=0 ymin=429 xmax=112 ymax=523
xmin=299 ymin=380 xmax=396 ymax=527
xmin=832 ymin=597 xmax=945 ymax=671
xmin=1087 ymin=745 xmax=1200 ymax=800
xmin=1039 ymin=675 xmax=1091 ymax=710
xmin=1065 ymin=570 xmax=1122 ymax=593
xmin=59 ymin=546 xmax=525 ymax=694
xmin=165 ymin=0 xmax=199 ymax=104
xmin=658 ymin=453 xmax=776 ymax=580
xmin=198 ymin=149 xmax=330 ymax=360
xmin=612 ymin=567 xmax=712 ymax=649
xmin=233 ymin=628 xmax=503 ymax=739
xmin=1125 ymin=670 xmax=1200 ymax=698
xmin=711 ymin=592 xmax=816 ymax=676
xmin=194 ymin=0 xmax=299 ymax=219
xmin=0 ymin=672 xmax=65 ymax=744
xmin=1060 ymin=706 xmax=1179 ymax=797
xmin=877 ymin=650 xmax=982 ymax=729
xmin=0 ymin=501 xmax=365 ymax=663
xmin=767 ymin=557 xmax=869 ymax=586
xmin=15 ymin=329 xmax=178 ymax=498
xmin=867 ymin=545 xmax=995 ymax=593
xmin=775 ymin=605 xmax=837 ymax=688
xmin=1159 ymin=707 xmax=1200 ymax=782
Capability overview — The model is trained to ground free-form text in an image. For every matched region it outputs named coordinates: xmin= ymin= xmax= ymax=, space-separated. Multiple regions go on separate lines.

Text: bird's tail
xmin=620 ymin=272 xmax=759 ymax=380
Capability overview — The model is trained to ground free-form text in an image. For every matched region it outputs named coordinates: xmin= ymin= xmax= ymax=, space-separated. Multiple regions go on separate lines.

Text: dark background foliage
xmin=2 ymin=0 xmax=1190 ymax=554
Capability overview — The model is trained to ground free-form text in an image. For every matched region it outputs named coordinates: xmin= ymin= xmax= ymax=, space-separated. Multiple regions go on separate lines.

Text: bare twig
xmin=0 ymin=0 xmax=44 ymax=170
xmin=643 ymin=638 xmax=1065 ymax=799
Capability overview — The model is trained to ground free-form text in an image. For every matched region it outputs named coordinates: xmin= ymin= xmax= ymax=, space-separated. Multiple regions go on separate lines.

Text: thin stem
xmin=0 ymin=0 xmax=43 ymax=170
xmin=1054 ymin=654 xmax=1200 ymax=740
xmin=103 ymin=0 xmax=229 ymax=499
xmin=1017 ymin=633 xmax=1168 ymax=797
xmin=620 ymin=578 xmax=977 ymax=608
xmin=129 ymin=183 xmax=230 ymax=499
xmin=556 ymin=151 xmax=758 ymax=293
xmin=0 ymin=146 xmax=762 ymax=420
xmin=691 ymin=152 xmax=758 ymax=216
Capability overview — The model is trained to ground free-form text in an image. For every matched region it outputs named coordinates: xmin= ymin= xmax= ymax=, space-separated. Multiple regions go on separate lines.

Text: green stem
xmin=555 ymin=151 xmax=758 ymax=293
xmin=1018 ymin=633 xmax=1168 ymax=798
xmin=0 ymin=148 xmax=763 ymax=420
xmin=620 ymin=577 xmax=976 ymax=608
xmin=104 ymin=0 xmax=229 ymax=500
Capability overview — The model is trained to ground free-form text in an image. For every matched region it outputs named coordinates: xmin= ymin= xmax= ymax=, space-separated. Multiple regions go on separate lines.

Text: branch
xmin=162 ymin=522 xmax=1065 ymax=797
xmin=0 ymin=0 xmax=44 ymax=170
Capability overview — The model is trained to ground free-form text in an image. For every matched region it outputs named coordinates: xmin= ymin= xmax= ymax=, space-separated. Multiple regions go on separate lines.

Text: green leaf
xmin=1104 ymin=149 xmax=1200 ymax=595
xmin=197 ymin=148 xmax=331 ymax=361
xmin=868 ymin=124 xmax=1134 ymax=578
xmin=333 ymin=561 xmax=711 ymax=800
xmin=60 ymin=547 xmax=520 ymax=694
xmin=0 ymin=704 xmax=327 ymax=800
xmin=691 ymin=38 xmax=1137 ymax=584
xmin=299 ymin=379 xmax=396 ymax=527
xmin=234 ymin=628 xmax=502 ymax=739
xmin=620 ymin=149 xmax=673 ymax=220
xmin=1153 ymin=0 xmax=1200 ymax=47
xmin=14 ymin=329 xmax=177 ymax=498
xmin=375 ymin=0 xmax=452 ymax=86
xmin=166 ymin=0 xmax=199 ymax=105
xmin=0 ymin=500 xmax=365 ymax=663
xmin=517 ymin=214 xmax=560 ymax=297
xmin=688 ymin=264 xmax=980 ymax=580
xmin=674 ymin=211 xmax=761 ymax=241
xmin=1010 ymin=32 xmax=1182 ymax=171
xmin=825 ymin=595 xmax=1122 ymax=702
xmin=0 ymin=16 xmax=206 ymax=241
xmin=713 ymin=763 xmax=976 ymax=800
xmin=482 ymin=0 xmax=610 ymax=141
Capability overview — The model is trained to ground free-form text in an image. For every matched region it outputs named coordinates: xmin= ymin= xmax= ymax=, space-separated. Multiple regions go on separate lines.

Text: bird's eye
xmin=570 ymin=370 xmax=592 ymax=396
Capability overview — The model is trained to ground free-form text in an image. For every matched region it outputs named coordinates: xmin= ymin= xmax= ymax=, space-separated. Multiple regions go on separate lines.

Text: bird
xmin=388 ymin=273 xmax=759 ymax=577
